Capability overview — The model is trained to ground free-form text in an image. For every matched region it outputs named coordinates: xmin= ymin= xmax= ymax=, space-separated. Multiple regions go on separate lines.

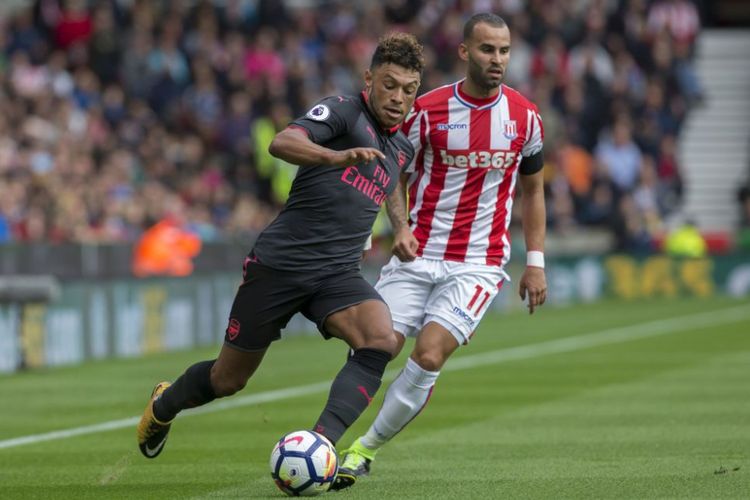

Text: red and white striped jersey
xmin=401 ymin=80 xmax=543 ymax=267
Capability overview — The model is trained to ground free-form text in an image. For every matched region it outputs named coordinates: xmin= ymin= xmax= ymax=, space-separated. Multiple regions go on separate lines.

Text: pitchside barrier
xmin=0 ymin=254 xmax=748 ymax=374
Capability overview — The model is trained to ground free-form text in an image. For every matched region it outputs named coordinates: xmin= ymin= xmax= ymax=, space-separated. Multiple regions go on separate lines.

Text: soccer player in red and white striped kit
xmin=333 ymin=12 xmax=548 ymax=489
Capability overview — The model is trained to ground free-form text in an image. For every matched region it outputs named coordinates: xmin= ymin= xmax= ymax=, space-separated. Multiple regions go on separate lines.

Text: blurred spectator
xmin=244 ymin=28 xmax=286 ymax=86
xmin=505 ymin=12 xmax=533 ymax=90
xmin=182 ymin=58 xmax=223 ymax=141
xmin=7 ymin=7 xmax=44 ymax=56
xmin=531 ymin=34 xmax=569 ymax=87
xmin=132 ymin=215 xmax=202 ymax=277
xmin=558 ymin=136 xmax=594 ymax=200
xmin=664 ymin=218 xmax=707 ymax=257
xmin=147 ymin=18 xmax=190 ymax=114
xmin=54 ymin=0 xmax=92 ymax=50
xmin=546 ymin=175 xmax=576 ymax=233
xmin=672 ymin=39 xmax=703 ymax=103
xmin=614 ymin=194 xmax=654 ymax=254
xmin=252 ymin=101 xmax=296 ymax=205
xmin=569 ymin=35 xmax=614 ymax=87
xmin=647 ymin=0 xmax=701 ymax=47
xmin=220 ymin=90 xmax=253 ymax=158
xmin=632 ymin=156 xmax=663 ymax=234
xmin=578 ymin=180 xmax=616 ymax=227
xmin=595 ymin=118 xmax=643 ymax=195
xmin=655 ymin=134 xmax=683 ymax=213
xmin=87 ymin=4 xmax=121 ymax=85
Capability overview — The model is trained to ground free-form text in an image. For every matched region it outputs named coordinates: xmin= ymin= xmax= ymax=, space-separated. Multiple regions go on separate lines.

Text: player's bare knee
xmin=391 ymin=332 xmax=406 ymax=358
xmin=383 ymin=334 xmax=400 ymax=358
xmin=411 ymin=350 xmax=445 ymax=372
xmin=363 ymin=328 xmax=399 ymax=357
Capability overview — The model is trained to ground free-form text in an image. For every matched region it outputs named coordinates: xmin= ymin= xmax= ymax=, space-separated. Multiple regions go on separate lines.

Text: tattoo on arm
xmin=386 ymin=181 xmax=408 ymax=232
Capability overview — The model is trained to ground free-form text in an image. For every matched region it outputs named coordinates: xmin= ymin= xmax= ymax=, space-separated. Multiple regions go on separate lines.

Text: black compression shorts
xmin=223 ymin=255 xmax=383 ymax=351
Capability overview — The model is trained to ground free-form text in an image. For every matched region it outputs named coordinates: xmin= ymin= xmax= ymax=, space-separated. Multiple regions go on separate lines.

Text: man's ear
xmin=364 ymin=68 xmax=373 ymax=90
xmin=458 ymin=42 xmax=469 ymax=62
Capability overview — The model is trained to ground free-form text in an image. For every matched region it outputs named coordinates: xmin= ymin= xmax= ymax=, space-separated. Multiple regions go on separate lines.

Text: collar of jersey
xmin=359 ymin=91 xmax=401 ymax=136
xmin=453 ymin=80 xmax=504 ymax=110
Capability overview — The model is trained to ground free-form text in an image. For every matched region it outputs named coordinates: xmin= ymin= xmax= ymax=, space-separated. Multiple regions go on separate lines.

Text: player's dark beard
xmin=468 ymin=58 xmax=501 ymax=93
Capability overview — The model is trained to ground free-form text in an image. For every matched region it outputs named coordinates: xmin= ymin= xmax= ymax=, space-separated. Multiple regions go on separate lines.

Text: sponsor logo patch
xmin=437 ymin=122 xmax=468 ymax=131
xmin=452 ymin=306 xmax=476 ymax=326
xmin=357 ymin=385 xmax=373 ymax=404
xmin=503 ymin=120 xmax=517 ymax=140
xmin=281 ymin=435 xmax=304 ymax=447
xmin=440 ymin=149 xmax=517 ymax=169
xmin=397 ymin=150 xmax=407 ymax=167
xmin=306 ymin=104 xmax=330 ymax=121
xmin=227 ymin=318 xmax=241 ymax=340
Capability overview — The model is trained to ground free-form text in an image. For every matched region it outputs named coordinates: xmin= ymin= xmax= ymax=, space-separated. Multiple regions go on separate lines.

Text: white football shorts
xmin=375 ymin=256 xmax=509 ymax=346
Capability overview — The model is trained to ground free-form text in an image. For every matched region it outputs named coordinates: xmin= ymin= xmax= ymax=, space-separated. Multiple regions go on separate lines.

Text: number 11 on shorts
xmin=467 ymin=285 xmax=491 ymax=317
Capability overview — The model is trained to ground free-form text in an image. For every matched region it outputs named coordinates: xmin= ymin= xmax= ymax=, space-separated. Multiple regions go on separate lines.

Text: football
xmin=269 ymin=430 xmax=338 ymax=496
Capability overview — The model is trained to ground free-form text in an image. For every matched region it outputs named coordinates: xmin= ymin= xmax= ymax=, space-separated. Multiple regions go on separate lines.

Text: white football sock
xmin=360 ymin=357 xmax=439 ymax=450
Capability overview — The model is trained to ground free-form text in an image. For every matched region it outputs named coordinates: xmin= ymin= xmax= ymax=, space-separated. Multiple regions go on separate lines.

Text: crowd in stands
xmin=0 ymin=0 xmax=703 ymax=254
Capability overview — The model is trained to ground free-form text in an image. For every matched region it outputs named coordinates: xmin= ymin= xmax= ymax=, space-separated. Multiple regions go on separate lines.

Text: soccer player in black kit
xmin=136 ymin=33 xmax=424 ymax=461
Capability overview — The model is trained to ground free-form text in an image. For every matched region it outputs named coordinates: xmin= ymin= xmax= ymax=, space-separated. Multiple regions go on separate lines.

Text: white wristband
xmin=526 ymin=251 xmax=545 ymax=268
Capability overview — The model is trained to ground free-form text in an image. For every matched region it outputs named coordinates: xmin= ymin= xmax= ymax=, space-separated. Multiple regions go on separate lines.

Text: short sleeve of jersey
xmin=291 ymin=96 xmax=359 ymax=145
xmin=522 ymin=105 xmax=544 ymax=158
xmin=400 ymin=101 xmax=424 ymax=174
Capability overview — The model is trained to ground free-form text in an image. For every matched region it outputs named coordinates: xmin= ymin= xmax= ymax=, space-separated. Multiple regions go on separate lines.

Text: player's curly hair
xmin=370 ymin=32 xmax=424 ymax=74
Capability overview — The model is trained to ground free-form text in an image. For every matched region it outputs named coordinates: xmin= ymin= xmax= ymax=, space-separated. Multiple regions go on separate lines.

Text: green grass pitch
xmin=1 ymin=296 xmax=748 ymax=499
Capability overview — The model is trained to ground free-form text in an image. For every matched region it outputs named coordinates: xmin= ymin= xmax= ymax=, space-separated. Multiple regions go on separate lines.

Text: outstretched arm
xmin=269 ymin=127 xmax=385 ymax=167
xmin=386 ymin=173 xmax=418 ymax=261
xmin=517 ymin=169 xmax=547 ymax=314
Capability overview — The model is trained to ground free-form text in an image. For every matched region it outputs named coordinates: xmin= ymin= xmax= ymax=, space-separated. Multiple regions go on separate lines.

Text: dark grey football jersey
xmin=252 ymin=93 xmax=414 ymax=273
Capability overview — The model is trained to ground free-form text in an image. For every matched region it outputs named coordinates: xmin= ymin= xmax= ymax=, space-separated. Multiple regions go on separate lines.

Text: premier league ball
xmin=269 ymin=430 xmax=338 ymax=496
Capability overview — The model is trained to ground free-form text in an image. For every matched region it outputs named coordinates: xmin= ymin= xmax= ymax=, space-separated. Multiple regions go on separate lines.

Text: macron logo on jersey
xmin=436 ymin=122 xmax=468 ymax=131
xmin=440 ymin=149 xmax=518 ymax=170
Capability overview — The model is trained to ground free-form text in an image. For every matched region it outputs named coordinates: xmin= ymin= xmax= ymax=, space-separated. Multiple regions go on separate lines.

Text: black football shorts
xmin=223 ymin=255 xmax=383 ymax=351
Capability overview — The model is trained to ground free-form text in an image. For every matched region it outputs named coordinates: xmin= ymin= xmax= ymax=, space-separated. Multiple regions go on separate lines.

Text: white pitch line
xmin=447 ymin=305 xmax=749 ymax=371
xmin=1 ymin=305 xmax=747 ymax=451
